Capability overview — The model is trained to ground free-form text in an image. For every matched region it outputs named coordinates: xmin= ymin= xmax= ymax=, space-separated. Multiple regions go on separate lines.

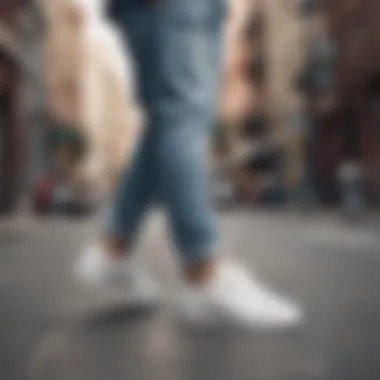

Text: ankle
xmin=184 ymin=259 xmax=216 ymax=286
xmin=103 ymin=236 xmax=130 ymax=259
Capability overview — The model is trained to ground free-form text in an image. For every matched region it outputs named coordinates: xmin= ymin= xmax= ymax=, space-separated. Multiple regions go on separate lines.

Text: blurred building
xmin=21 ymin=1 xmax=47 ymax=194
xmin=252 ymin=0 xmax=380 ymax=205
xmin=327 ymin=0 xmax=380 ymax=203
xmin=0 ymin=0 xmax=28 ymax=214
xmin=295 ymin=0 xmax=380 ymax=204
xmin=0 ymin=0 xmax=47 ymax=215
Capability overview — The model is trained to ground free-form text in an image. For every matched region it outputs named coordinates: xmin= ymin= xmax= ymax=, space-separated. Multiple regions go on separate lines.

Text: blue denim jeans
xmin=107 ymin=0 xmax=226 ymax=263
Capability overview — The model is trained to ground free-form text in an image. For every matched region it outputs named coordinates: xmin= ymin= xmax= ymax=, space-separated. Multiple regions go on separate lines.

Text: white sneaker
xmin=177 ymin=261 xmax=303 ymax=330
xmin=74 ymin=243 xmax=160 ymax=306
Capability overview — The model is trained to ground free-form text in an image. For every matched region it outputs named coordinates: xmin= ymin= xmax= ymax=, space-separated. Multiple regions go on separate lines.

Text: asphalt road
xmin=0 ymin=210 xmax=379 ymax=380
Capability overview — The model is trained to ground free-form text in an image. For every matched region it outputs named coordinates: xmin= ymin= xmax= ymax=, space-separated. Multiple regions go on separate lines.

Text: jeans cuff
xmin=180 ymin=238 xmax=218 ymax=265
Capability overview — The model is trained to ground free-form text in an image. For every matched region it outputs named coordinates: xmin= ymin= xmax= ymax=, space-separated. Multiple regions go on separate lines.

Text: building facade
xmin=0 ymin=0 xmax=28 ymax=214
xmin=326 ymin=0 xmax=380 ymax=203
xmin=297 ymin=0 xmax=380 ymax=203
xmin=260 ymin=0 xmax=380 ymax=204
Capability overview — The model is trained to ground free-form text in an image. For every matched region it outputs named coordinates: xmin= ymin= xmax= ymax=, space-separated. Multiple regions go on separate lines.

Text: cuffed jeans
xmin=107 ymin=0 xmax=227 ymax=262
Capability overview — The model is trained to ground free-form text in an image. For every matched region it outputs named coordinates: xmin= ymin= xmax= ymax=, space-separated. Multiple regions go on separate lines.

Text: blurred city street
xmin=1 ymin=209 xmax=379 ymax=380
xmin=1 ymin=1 xmax=380 ymax=380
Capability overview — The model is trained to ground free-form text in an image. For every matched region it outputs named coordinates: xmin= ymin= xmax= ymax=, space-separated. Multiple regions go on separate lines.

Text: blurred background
xmin=0 ymin=1 xmax=380 ymax=380
xmin=216 ymin=0 xmax=380 ymax=215
xmin=0 ymin=0 xmax=380 ymax=217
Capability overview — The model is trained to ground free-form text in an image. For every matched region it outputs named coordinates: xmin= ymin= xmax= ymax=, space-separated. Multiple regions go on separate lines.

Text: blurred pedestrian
xmin=75 ymin=0 xmax=303 ymax=329
xmin=338 ymin=108 xmax=366 ymax=220
xmin=41 ymin=0 xmax=139 ymax=195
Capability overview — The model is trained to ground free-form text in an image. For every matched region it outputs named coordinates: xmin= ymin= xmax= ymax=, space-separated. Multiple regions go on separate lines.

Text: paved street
xmin=0 ymin=210 xmax=379 ymax=380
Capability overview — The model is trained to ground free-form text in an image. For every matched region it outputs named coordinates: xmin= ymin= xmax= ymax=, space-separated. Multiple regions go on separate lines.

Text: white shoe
xmin=177 ymin=261 xmax=303 ymax=330
xmin=74 ymin=243 xmax=160 ymax=306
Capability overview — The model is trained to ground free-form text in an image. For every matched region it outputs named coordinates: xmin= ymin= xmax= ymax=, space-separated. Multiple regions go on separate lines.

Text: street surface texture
xmin=0 ymin=210 xmax=379 ymax=380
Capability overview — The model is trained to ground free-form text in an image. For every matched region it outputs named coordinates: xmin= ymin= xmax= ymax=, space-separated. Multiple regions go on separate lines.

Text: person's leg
xmin=149 ymin=0 xmax=227 ymax=280
xmin=106 ymin=0 xmax=226 ymax=274
xmin=78 ymin=0 xmax=303 ymax=328
xmin=105 ymin=8 xmax=160 ymax=253
xmin=146 ymin=1 xmax=303 ymax=327
xmin=74 ymin=7 xmax=161 ymax=301
xmin=78 ymin=0 xmax=225 ymax=286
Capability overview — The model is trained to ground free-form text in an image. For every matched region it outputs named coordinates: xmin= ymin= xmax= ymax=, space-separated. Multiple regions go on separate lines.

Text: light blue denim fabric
xmin=107 ymin=0 xmax=227 ymax=262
